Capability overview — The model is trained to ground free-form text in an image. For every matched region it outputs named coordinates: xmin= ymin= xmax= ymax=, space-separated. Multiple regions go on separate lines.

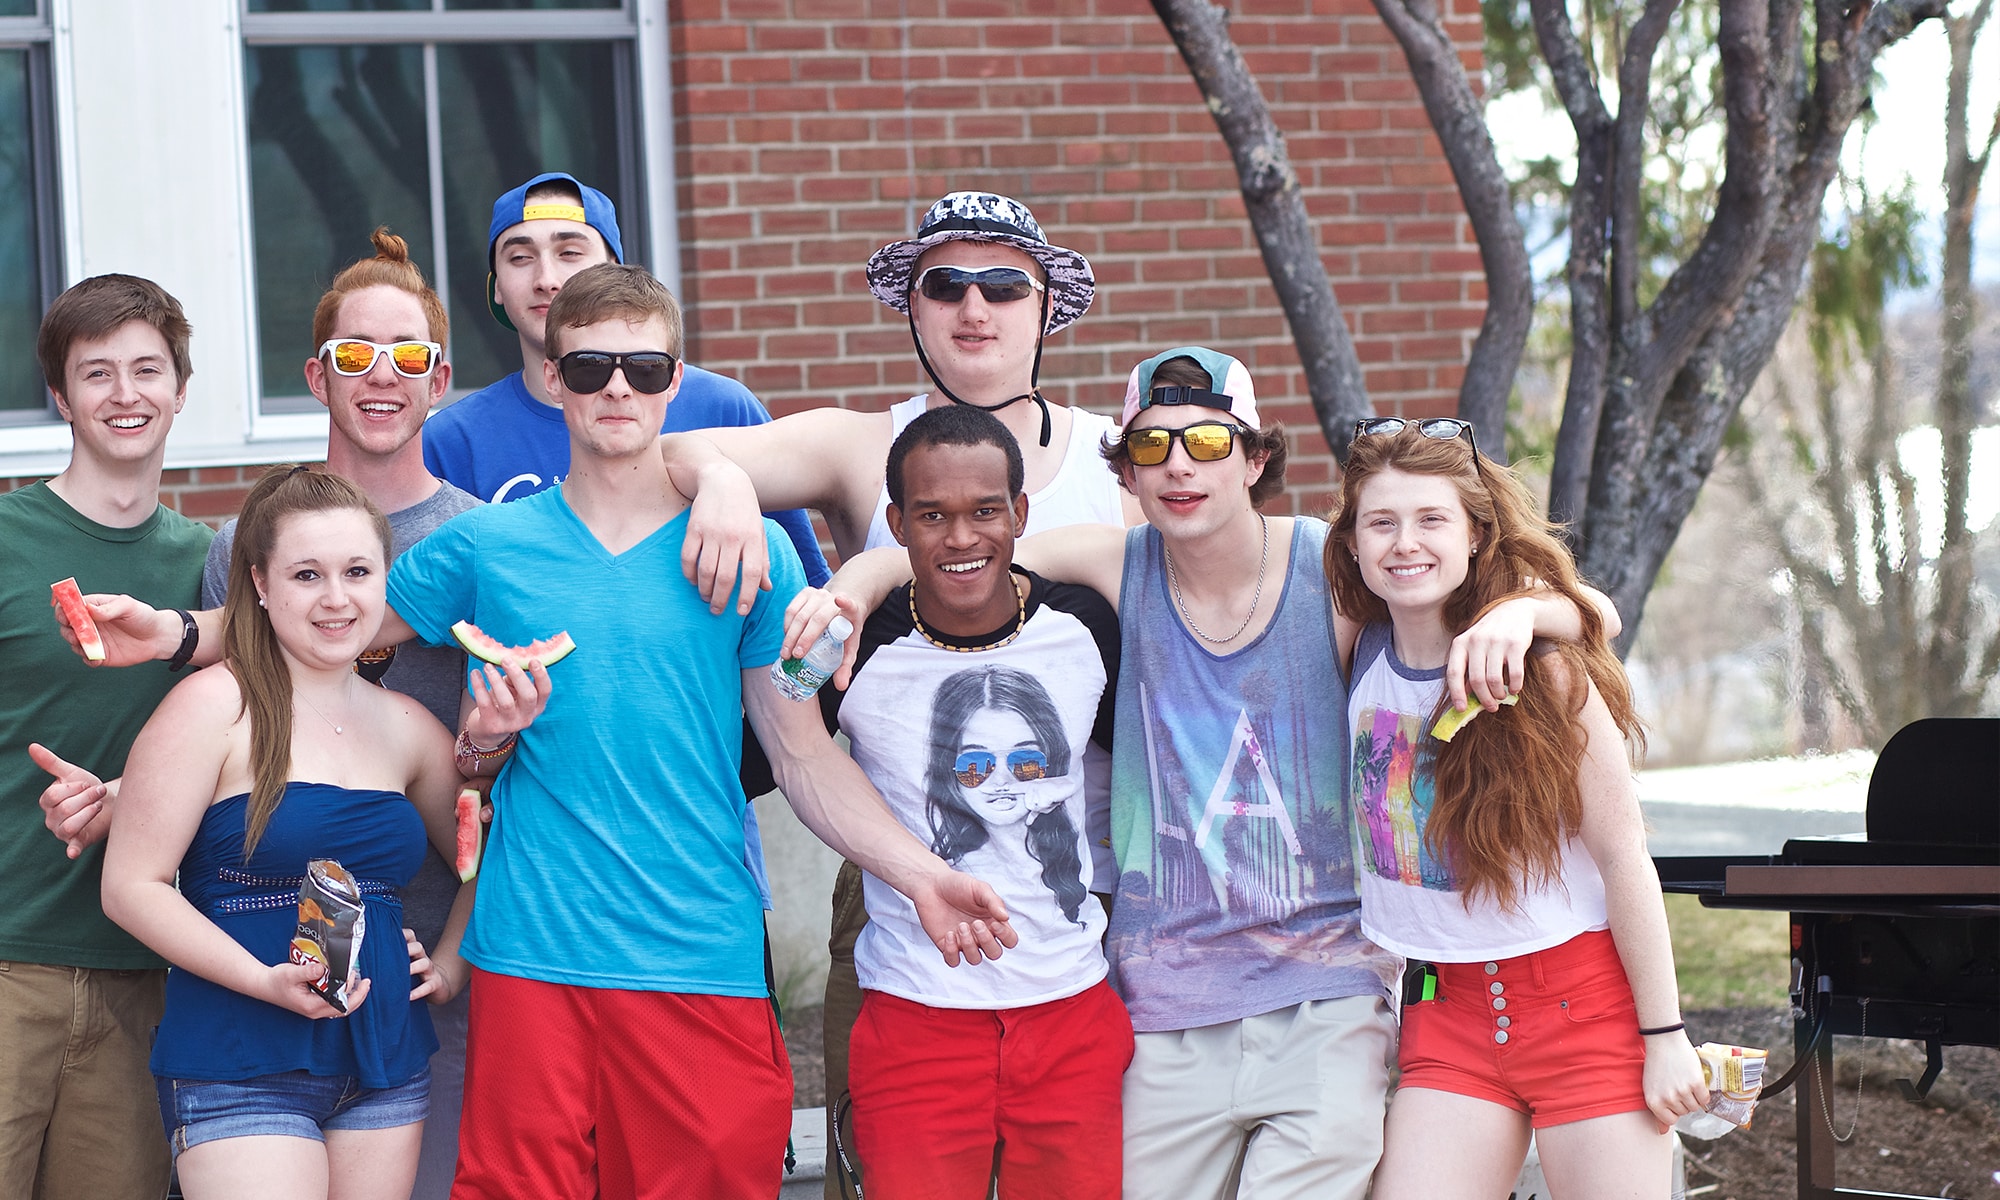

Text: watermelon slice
xmin=451 ymin=620 xmax=575 ymax=670
xmin=50 ymin=578 xmax=106 ymax=662
xmin=455 ymin=785 xmax=485 ymax=883
xmin=1431 ymin=691 xmax=1519 ymax=743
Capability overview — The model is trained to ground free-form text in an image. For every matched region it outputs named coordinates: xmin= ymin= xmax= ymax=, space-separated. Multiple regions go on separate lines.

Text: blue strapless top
xmin=150 ymin=782 xmax=439 ymax=1087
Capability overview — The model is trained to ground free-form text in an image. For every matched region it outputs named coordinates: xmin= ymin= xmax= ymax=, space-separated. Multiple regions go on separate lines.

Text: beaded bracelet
xmin=454 ymin=728 xmax=517 ymax=768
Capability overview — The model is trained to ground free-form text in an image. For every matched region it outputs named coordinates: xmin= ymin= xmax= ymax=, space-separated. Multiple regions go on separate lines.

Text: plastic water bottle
xmin=770 ymin=616 xmax=854 ymax=701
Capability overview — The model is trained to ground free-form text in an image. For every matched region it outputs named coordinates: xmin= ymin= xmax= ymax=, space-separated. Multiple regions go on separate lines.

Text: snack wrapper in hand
xmin=292 ymin=859 xmax=368 ymax=1013
xmin=1674 ymin=1042 xmax=1768 ymax=1138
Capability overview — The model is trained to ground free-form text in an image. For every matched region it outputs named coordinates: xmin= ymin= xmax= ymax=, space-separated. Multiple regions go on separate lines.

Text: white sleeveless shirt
xmin=861 ymin=395 xmax=1125 ymax=552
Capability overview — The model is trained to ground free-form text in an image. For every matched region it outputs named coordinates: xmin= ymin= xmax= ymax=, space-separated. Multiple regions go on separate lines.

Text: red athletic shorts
xmin=849 ymin=979 xmax=1134 ymax=1200
xmin=1395 ymin=929 xmax=1648 ymax=1128
xmin=450 ymin=968 xmax=792 ymax=1200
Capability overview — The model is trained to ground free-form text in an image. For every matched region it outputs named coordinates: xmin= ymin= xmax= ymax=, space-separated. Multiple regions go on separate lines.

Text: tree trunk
xmin=1151 ymin=0 xmax=1373 ymax=458
xmin=1557 ymin=0 xmax=1947 ymax=645
xmin=1371 ymin=0 xmax=1533 ymax=458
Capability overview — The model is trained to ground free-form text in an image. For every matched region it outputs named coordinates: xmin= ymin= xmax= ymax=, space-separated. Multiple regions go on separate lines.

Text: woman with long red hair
xmin=1326 ymin=419 xmax=1707 ymax=1199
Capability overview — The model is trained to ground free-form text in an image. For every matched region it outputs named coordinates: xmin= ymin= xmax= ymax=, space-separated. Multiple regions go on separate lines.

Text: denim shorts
xmin=155 ymin=1066 xmax=431 ymax=1154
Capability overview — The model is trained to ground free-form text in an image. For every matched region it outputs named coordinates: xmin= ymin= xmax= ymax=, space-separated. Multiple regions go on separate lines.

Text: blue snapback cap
xmin=484 ymin=171 xmax=623 ymax=329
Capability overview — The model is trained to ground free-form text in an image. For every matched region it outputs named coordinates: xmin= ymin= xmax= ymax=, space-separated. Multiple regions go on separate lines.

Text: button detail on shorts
xmin=1495 ymin=1016 xmax=1511 ymax=1028
xmin=1491 ymin=997 xmax=1507 ymax=1011
xmin=1494 ymin=1030 xmax=1510 ymax=1044
xmin=1484 ymin=962 xmax=1499 ymax=975
xmin=1489 ymin=982 xmax=1504 ymax=995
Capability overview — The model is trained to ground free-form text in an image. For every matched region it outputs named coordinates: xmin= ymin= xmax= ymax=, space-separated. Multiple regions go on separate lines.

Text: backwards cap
xmin=485 ymin=171 xmax=623 ymax=329
xmin=1121 ymin=346 xmax=1260 ymax=428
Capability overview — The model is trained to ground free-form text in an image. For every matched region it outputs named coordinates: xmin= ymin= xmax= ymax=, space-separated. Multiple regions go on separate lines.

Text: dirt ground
xmin=785 ymin=1003 xmax=2000 ymax=1197
xmin=1680 ymin=1006 xmax=2000 ymax=1200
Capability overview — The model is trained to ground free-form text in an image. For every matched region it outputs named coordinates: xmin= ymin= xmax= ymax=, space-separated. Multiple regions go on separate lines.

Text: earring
xmin=258 ymin=597 xmax=267 ymax=608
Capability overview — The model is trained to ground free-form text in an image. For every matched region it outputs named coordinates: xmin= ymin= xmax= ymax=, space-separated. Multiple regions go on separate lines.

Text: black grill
xmin=1654 ymin=717 xmax=2000 ymax=1200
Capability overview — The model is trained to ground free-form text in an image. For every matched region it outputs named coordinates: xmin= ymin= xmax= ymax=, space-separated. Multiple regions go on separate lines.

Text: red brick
xmin=179 ymin=486 xmax=252 ymax=519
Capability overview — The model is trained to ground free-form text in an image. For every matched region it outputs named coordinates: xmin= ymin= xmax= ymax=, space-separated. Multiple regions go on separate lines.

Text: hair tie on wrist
xmin=1638 ymin=1021 xmax=1685 ymax=1037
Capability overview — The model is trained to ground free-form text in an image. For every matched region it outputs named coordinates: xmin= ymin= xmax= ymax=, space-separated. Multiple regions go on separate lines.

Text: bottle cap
xmin=828 ymin=616 xmax=854 ymax=640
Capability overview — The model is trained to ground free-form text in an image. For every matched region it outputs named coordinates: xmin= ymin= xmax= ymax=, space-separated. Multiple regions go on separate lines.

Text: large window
xmin=243 ymin=1 xmax=643 ymax=410
xmin=0 ymin=3 xmax=61 ymax=425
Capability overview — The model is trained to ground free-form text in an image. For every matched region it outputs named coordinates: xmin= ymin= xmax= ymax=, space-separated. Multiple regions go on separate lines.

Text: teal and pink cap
xmin=1121 ymin=346 xmax=1260 ymax=428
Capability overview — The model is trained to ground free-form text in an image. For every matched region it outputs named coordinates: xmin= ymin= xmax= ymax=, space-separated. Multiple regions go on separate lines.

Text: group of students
xmin=0 ymin=181 xmax=1711 ymax=1200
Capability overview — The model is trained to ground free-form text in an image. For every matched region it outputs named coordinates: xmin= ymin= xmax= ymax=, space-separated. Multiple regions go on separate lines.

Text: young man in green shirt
xmin=0 ymin=275 xmax=213 ymax=1200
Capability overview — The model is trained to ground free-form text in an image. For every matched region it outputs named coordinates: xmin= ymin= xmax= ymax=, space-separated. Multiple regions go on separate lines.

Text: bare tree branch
xmin=1372 ymin=0 xmax=1532 ymax=456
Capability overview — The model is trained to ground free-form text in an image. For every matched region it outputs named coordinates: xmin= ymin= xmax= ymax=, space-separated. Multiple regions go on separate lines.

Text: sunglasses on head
xmin=953 ymin=749 xmax=1050 ymax=788
xmin=915 ymin=265 xmax=1047 ymax=306
xmin=1354 ymin=416 xmax=1479 ymax=457
xmin=319 ymin=339 xmax=442 ymax=379
xmin=555 ymin=350 xmax=679 ymax=396
xmin=1123 ymin=421 xmax=1244 ymax=467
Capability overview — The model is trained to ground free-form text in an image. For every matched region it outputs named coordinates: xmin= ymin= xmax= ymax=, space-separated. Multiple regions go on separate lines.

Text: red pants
xmin=849 ymin=980 xmax=1133 ymax=1200
xmin=451 ymin=968 xmax=791 ymax=1200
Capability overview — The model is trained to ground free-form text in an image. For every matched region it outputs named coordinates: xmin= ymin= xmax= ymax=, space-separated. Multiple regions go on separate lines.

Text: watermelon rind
xmin=454 ymin=786 xmax=484 ymax=883
xmin=1431 ymin=691 xmax=1519 ymax=743
xmin=451 ymin=619 xmax=576 ymax=670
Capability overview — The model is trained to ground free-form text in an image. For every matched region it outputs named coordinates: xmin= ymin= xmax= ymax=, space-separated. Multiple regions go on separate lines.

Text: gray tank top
xmin=1104 ymin=517 xmax=1398 ymax=1031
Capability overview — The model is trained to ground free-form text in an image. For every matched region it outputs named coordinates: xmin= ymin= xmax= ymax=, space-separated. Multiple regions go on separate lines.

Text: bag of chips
xmin=1674 ymin=1042 xmax=1768 ymax=1138
xmin=291 ymin=858 xmax=368 ymax=1013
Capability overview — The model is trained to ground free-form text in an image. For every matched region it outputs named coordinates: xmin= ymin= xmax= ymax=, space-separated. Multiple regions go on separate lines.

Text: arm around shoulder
xmin=1013 ymin=524 xmax=1128 ymax=611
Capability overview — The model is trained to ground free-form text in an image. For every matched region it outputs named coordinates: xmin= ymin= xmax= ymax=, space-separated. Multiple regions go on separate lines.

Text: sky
xmin=1484 ymin=8 xmax=2000 ymax=288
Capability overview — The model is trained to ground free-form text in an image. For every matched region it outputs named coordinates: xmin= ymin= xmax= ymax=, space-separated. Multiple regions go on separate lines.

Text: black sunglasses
xmin=556 ymin=350 xmax=679 ymax=396
xmin=915 ymin=265 xmax=1047 ymax=306
xmin=1354 ymin=416 xmax=1478 ymax=458
xmin=1123 ymin=421 xmax=1244 ymax=467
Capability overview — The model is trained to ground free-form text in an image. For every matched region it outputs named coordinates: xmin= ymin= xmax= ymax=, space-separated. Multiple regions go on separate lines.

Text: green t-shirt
xmin=0 ymin=482 xmax=212 ymax=969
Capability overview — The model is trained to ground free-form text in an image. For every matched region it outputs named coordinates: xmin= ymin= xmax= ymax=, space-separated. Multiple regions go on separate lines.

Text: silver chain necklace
xmin=1165 ymin=513 xmax=1268 ymax=645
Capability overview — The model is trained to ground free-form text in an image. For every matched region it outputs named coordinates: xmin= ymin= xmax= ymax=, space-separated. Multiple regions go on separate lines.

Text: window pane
xmin=445 ymin=1 xmax=620 ymax=10
xmin=245 ymin=44 xmax=432 ymax=405
xmin=436 ymin=40 xmax=631 ymax=391
xmin=247 ymin=1 xmax=427 ymax=13
xmin=0 ymin=0 xmax=36 ymax=15
xmin=0 ymin=49 xmax=47 ymax=417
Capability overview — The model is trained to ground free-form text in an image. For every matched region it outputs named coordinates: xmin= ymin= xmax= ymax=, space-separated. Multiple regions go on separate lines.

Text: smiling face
xmin=546 ymin=315 xmax=681 ymax=465
xmin=493 ymin=218 xmax=615 ymax=355
xmin=306 ymin=285 xmax=449 ymax=462
xmin=888 ymin=439 xmax=1027 ymax=638
xmin=954 ymin=705 xmax=1043 ymax=828
xmin=1120 ymin=403 xmax=1265 ymax=542
xmin=909 ymin=241 xmax=1046 ymax=403
xmin=1350 ymin=466 xmax=1476 ymax=626
xmin=251 ymin=507 xmax=389 ymax=673
xmin=53 ymin=319 xmax=187 ymax=471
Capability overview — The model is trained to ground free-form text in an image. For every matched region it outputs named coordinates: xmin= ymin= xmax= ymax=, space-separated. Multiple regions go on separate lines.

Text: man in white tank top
xmin=654 ymin=191 xmax=1137 ymax=1198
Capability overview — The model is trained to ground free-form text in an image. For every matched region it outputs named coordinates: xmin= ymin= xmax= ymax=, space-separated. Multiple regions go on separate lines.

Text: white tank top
xmin=861 ymin=395 xmax=1125 ymax=552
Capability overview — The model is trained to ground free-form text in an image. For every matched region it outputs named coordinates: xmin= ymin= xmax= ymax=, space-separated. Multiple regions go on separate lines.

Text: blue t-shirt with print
xmin=387 ymin=488 xmax=805 ymax=994
xmin=421 ymin=367 xmax=830 ymax=586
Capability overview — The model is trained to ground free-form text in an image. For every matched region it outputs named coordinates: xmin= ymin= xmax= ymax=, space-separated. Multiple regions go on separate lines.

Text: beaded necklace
xmin=909 ymin=572 xmax=1028 ymax=653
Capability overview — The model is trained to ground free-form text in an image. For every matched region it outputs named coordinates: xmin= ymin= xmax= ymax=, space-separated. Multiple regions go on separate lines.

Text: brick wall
xmin=2 ymin=1 xmax=1485 ymax=524
xmin=672 ymin=0 xmax=1486 ymax=517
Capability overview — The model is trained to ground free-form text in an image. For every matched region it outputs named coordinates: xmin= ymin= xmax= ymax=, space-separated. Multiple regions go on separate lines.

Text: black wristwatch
xmin=166 ymin=608 xmax=199 ymax=672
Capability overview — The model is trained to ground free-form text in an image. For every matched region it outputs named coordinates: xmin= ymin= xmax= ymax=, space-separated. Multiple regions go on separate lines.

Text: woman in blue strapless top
xmin=101 ymin=466 xmax=549 ymax=1200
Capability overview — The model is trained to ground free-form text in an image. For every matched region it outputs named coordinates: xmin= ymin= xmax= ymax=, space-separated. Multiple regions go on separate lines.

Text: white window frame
xmin=0 ymin=0 xmax=675 ymax=479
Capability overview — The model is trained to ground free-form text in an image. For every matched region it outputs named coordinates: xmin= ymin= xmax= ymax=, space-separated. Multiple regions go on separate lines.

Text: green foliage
xmin=1807 ymin=178 xmax=1928 ymax=370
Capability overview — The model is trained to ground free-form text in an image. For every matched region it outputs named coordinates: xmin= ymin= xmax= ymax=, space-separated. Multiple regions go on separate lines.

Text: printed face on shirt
xmin=953 ymin=705 xmax=1047 ymax=828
